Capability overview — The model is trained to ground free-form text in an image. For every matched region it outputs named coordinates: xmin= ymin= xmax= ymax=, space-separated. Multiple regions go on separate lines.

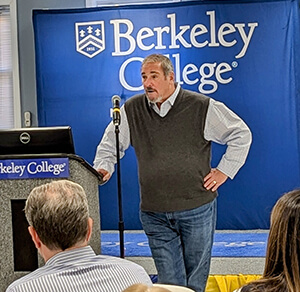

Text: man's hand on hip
xmin=204 ymin=168 xmax=228 ymax=192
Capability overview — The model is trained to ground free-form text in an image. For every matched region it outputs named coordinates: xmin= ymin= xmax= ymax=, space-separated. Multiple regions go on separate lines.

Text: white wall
xmin=17 ymin=0 xmax=85 ymax=126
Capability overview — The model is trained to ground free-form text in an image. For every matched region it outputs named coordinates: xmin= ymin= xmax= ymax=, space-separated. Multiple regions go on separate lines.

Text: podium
xmin=0 ymin=153 xmax=102 ymax=291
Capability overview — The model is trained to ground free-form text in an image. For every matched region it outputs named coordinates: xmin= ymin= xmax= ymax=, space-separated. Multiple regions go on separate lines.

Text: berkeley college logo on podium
xmin=75 ymin=21 xmax=105 ymax=58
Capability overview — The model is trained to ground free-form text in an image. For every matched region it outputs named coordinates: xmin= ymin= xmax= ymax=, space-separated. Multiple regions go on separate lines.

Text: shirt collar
xmin=46 ymin=245 xmax=95 ymax=266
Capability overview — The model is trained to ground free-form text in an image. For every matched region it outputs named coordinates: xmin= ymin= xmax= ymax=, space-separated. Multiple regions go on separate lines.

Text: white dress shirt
xmin=93 ymin=84 xmax=252 ymax=179
xmin=6 ymin=246 xmax=152 ymax=292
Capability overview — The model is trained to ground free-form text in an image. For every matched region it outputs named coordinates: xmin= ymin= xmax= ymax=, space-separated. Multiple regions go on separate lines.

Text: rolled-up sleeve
xmin=93 ymin=105 xmax=130 ymax=175
xmin=204 ymin=99 xmax=252 ymax=179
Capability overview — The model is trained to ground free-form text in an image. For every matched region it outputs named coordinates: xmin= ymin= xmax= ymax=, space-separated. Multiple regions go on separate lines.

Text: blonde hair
xmin=124 ymin=284 xmax=171 ymax=292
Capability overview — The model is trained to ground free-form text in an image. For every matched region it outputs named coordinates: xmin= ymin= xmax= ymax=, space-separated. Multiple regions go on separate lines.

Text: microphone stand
xmin=114 ymin=123 xmax=125 ymax=258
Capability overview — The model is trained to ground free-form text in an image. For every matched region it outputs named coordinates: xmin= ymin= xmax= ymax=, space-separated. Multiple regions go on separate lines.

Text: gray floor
xmin=105 ymin=230 xmax=267 ymax=275
xmin=127 ymin=256 xmax=265 ymax=275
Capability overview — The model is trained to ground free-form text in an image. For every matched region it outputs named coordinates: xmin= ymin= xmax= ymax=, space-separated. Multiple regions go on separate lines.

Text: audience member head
xmin=240 ymin=189 xmax=300 ymax=292
xmin=123 ymin=284 xmax=171 ymax=292
xmin=25 ymin=180 xmax=92 ymax=259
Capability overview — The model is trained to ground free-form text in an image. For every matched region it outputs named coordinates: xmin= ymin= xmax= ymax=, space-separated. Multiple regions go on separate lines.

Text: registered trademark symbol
xmin=232 ymin=61 xmax=238 ymax=68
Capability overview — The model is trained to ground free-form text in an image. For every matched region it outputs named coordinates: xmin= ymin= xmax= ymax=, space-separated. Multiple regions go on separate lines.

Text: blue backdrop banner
xmin=33 ymin=0 xmax=300 ymax=229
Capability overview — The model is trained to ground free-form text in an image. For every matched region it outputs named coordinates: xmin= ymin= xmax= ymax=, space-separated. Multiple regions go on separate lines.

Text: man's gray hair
xmin=142 ymin=54 xmax=174 ymax=77
xmin=25 ymin=180 xmax=89 ymax=250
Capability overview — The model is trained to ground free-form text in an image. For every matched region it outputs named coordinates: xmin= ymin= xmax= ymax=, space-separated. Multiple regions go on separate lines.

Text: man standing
xmin=6 ymin=180 xmax=152 ymax=292
xmin=93 ymin=54 xmax=252 ymax=292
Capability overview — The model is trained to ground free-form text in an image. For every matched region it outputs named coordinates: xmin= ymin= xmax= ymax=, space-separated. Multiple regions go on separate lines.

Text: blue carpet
xmin=101 ymin=232 xmax=268 ymax=257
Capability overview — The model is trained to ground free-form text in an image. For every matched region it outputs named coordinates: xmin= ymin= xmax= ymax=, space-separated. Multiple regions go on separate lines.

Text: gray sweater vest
xmin=125 ymin=88 xmax=217 ymax=212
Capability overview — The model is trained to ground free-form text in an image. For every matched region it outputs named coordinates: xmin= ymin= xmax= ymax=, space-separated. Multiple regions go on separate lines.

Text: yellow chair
xmin=206 ymin=274 xmax=261 ymax=292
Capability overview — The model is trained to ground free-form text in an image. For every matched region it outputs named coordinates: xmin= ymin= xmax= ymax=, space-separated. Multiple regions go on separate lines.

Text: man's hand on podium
xmin=97 ymin=169 xmax=111 ymax=182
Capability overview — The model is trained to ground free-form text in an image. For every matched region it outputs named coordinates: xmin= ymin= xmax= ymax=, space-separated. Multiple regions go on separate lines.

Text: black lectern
xmin=0 ymin=127 xmax=102 ymax=291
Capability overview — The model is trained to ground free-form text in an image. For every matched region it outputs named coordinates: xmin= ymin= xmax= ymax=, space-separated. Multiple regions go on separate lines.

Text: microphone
xmin=111 ymin=95 xmax=121 ymax=126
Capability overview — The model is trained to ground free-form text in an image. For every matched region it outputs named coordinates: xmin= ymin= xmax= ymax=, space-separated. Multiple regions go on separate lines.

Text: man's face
xmin=141 ymin=62 xmax=174 ymax=104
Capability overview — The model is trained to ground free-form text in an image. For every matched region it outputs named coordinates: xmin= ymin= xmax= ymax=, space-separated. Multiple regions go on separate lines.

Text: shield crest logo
xmin=75 ymin=21 xmax=105 ymax=58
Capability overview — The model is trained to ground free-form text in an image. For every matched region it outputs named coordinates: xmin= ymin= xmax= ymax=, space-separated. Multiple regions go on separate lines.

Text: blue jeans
xmin=140 ymin=199 xmax=217 ymax=292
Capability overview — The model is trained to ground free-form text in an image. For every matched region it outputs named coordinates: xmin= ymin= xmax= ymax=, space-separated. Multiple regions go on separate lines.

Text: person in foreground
xmin=235 ymin=189 xmax=300 ymax=292
xmin=124 ymin=283 xmax=171 ymax=292
xmin=6 ymin=180 xmax=152 ymax=292
xmin=94 ymin=54 xmax=252 ymax=292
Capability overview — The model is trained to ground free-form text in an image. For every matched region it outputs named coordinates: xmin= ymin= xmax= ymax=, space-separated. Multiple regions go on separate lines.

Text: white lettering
xmin=154 ymin=26 xmax=169 ymax=49
xmin=110 ymin=11 xmax=258 ymax=59
xmin=110 ymin=19 xmax=135 ymax=56
xmin=119 ymin=57 xmax=144 ymax=91
xmin=168 ymin=13 xmax=191 ymax=49
xmin=215 ymin=62 xmax=232 ymax=84
xmin=27 ymin=161 xmax=66 ymax=176
xmin=136 ymin=27 xmax=154 ymax=51
xmin=190 ymin=24 xmax=209 ymax=48
xmin=235 ymin=23 xmax=259 ymax=58
xmin=199 ymin=62 xmax=218 ymax=94
xmin=207 ymin=10 xmax=219 ymax=47
xmin=172 ymin=53 xmax=183 ymax=85
xmin=218 ymin=23 xmax=236 ymax=47
xmin=0 ymin=162 xmax=26 ymax=176
xmin=182 ymin=63 xmax=199 ymax=85
xmin=118 ymin=54 xmax=234 ymax=95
